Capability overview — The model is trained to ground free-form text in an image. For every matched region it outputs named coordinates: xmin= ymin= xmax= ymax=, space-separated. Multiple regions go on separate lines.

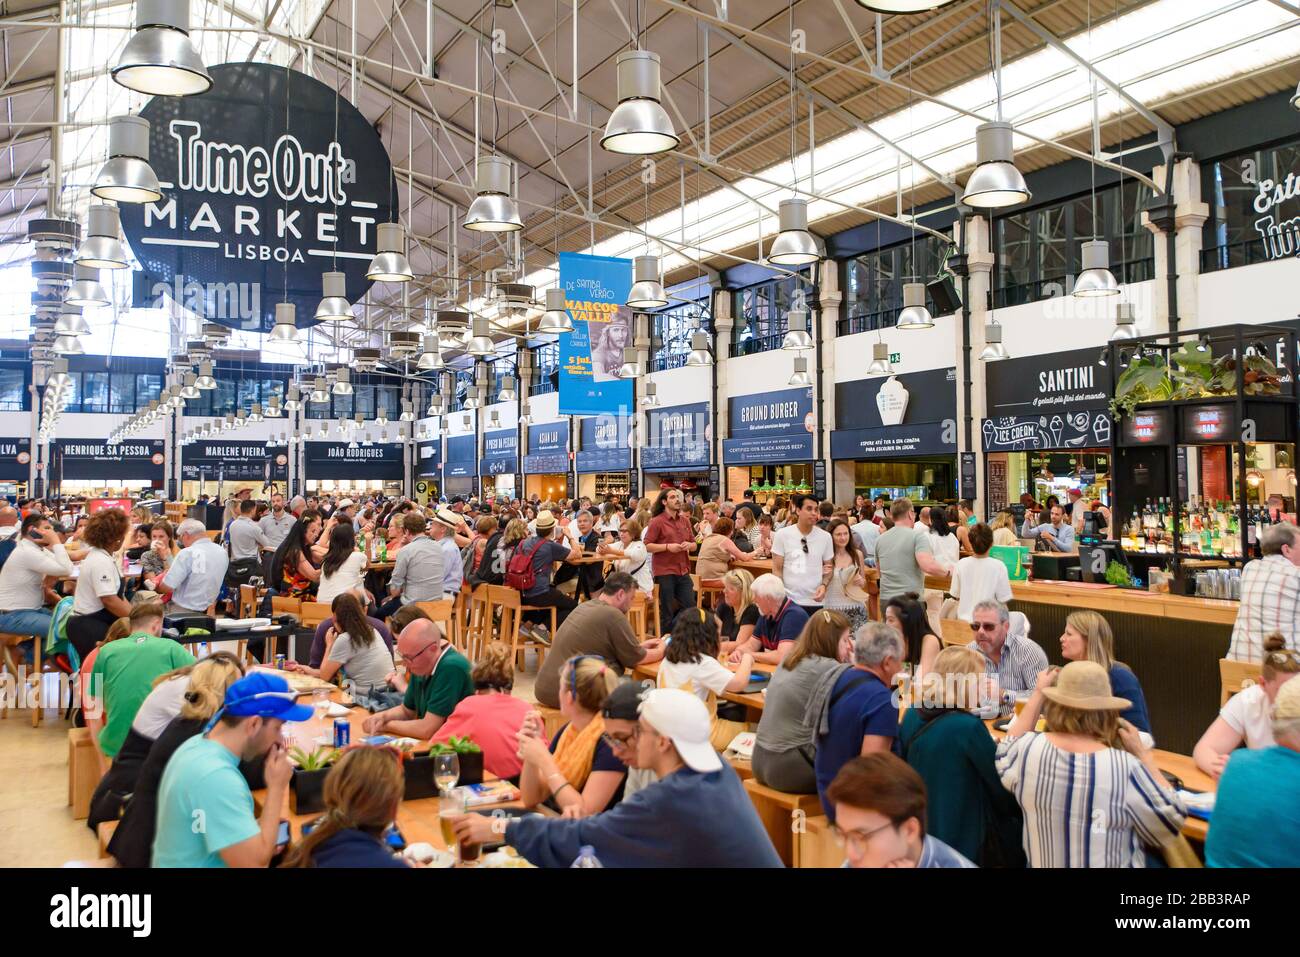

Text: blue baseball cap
xmin=219 ymin=672 xmax=314 ymax=723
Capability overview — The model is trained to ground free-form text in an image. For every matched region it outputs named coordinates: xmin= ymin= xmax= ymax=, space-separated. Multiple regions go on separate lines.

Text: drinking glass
xmin=434 ymin=752 xmax=460 ymax=794
xmin=312 ymin=688 xmax=331 ymax=714
xmin=438 ymin=792 xmax=459 ymax=853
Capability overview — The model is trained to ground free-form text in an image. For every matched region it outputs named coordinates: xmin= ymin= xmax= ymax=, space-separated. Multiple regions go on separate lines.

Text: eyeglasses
xmin=403 ymin=640 xmax=441 ymax=664
xmin=830 ymin=820 xmax=896 ymax=855
xmin=602 ymin=726 xmax=641 ymax=750
xmin=969 ymin=621 xmax=999 ymax=633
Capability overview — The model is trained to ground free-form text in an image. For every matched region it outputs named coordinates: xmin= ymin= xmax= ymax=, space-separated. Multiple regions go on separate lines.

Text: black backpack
xmin=0 ymin=537 xmax=16 ymax=574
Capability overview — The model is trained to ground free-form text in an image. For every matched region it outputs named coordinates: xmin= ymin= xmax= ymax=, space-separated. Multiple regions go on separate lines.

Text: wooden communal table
xmin=634 ymin=657 xmax=772 ymax=719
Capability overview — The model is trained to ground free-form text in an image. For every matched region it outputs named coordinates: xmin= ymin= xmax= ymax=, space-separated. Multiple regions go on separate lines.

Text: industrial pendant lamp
xmin=314 ymin=271 xmax=352 ymax=321
xmin=180 ymin=372 xmax=200 ymax=399
xmin=979 ymin=321 xmax=1009 ymax=361
xmin=853 ymin=0 xmax=960 ymax=12
xmin=416 ymin=335 xmax=444 ymax=371
xmin=962 ymin=122 xmax=1030 ymax=209
xmin=1073 ymin=240 xmax=1120 ymax=297
xmin=374 ymin=408 xmax=388 ymax=427
xmin=867 ymin=341 xmax=892 ymax=376
xmin=436 ymin=308 xmax=470 ymax=347
xmin=270 ymin=302 xmax=299 ymax=340
xmin=685 ymin=330 xmax=713 ymax=367
xmin=602 ymin=50 xmax=679 ymax=155
xmin=1110 ymin=302 xmax=1138 ymax=341
xmin=265 ymin=396 xmax=281 ymax=417
xmin=519 ymin=400 xmax=532 ymax=426
xmin=464 ymin=386 xmax=480 ymax=411
xmin=538 ymin=288 xmax=573 ymax=334
xmin=466 ymin=317 xmax=495 ymax=357
xmin=366 ymin=223 xmax=413 ymax=282
xmin=641 ymin=379 xmax=660 ymax=407
xmin=768 ymin=198 xmax=821 ymax=266
xmin=498 ymin=376 xmax=517 ymax=403
xmin=53 ymin=334 xmax=84 ymax=356
xmin=1292 ymin=81 xmax=1300 ymax=111
xmin=248 ymin=403 xmax=264 ymax=423
xmin=788 ymin=356 xmax=812 ymax=386
xmin=66 ymin=264 xmax=109 ymax=307
xmin=111 ymin=0 xmax=212 ymax=96
xmin=626 ymin=255 xmax=668 ymax=309
xmin=74 ymin=204 xmax=131 ymax=270
xmin=282 ymin=385 xmax=301 ymax=411
xmin=781 ymin=306 xmax=813 ymax=350
xmin=464 ymin=156 xmax=523 ymax=233
xmin=194 ymin=360 xmax=216 ymax=390
xmin=92 ymin=115 xmax=163 ymax=204
xmin=895 ymin=283 xmax=935 ymax=330
xmin=54 ymin=304 xmax=92 ymax=336
xmin=426 ymin=394 xmax=444 ymax=417
xmin=616 ymin=347 xmax=641 ymax=379
xmin=332 ymin=367 xmax=353 ymax=396
xmin=309 ymin=376 xmax=329 ymax=403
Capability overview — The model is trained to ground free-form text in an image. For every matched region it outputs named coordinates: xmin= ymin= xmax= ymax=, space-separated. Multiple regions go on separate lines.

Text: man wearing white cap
xmin=452 ymin=688 xmax=782 ymax=867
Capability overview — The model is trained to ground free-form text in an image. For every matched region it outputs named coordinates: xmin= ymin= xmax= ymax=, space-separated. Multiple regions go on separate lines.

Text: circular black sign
xmin=121 ymin=62 xmax=397 ymax=333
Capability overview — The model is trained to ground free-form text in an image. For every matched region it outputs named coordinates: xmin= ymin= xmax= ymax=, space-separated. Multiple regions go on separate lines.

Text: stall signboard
xmin=985 ymin=348 xmax=1111 ymax=417
xmin=480 ymin=428 xmax=519 ymax=476
xmin=416 ymin=441 xmax=441 ymax=478
xmin=444 ymin=434 xmax=477 ymax=478
xmin=1120 ymin=408 xmax=1172 ymax=446
xmin=303 ymin=442 xmax=402 ymax=481
xmin=642 ymin=402 xmax=711 ymax=472
xmin=181 ymin=442 xmax=288 ymax=483
xmin=524 ymin=422 xmax=569 ymax=475
xmin=576 ymin=414 xmax=631 ymax=473
xmin=0 ymin=438 xmax=30 ymax=482
xmin=121 ymin=63 xmax=396 ymax=335
xmin=722 ymin=387 xmax=815 ymax=464
xmin=981 ymin=411 xmax=1112 ymax=452
xmin=960 ymin=451 xmax=977 ymax=501
xmin=557 ymin=252 xmax=634 ymax=416
xmin=1180 ymin=404 xmax=1236 ymax=444
xmin=832 ymin=368 xmax=957 ymax=460
xmin=54 ymin=439 xmax=165 ymax=481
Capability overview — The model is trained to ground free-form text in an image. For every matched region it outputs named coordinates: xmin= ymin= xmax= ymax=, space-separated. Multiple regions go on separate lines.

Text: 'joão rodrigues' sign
xmin=121 ymin=62 xmax=397 ymax=334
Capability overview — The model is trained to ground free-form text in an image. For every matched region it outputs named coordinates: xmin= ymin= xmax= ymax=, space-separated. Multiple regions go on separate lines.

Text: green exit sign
xmin=890 ymin=352 xmax=901 ymax=364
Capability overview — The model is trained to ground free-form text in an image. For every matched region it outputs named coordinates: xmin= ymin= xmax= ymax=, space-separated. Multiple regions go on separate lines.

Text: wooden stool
xmin=742 ymin=778 xmax=822 ymax=868
xmin=462 ymin=584 xmax=492 ymax=661
xmin=300 ymin=601 xmax=331 ymax=631
xmin=629 ymin=592 xmax=650 ymax=643
xmin=795 ymin=814 xmax=843 ymax=868
xmin=488 ymin=585 xmax=550 ymax=674
xmin=1219 ymin=658 xmax=1262 ymax=706
xmin=68 ymin=727 xmax=103 ymax=821
xmin=697 ymin=578 xmax=725 ymax=610
xmin=1 ymin=632 xmax=44 ymax=726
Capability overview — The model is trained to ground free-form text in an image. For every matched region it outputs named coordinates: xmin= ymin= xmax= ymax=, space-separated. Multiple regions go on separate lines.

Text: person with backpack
xmin=0 ymin=513 xmax=74 ymax=655
xmin=506 ymin=509 xmax=582 ymax=642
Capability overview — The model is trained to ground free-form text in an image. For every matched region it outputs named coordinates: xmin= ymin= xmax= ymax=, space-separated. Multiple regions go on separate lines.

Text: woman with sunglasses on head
xmin=884 ymin=594 xmax=942 ymax=678
xmin=1195 ymin=633 xmax=1300 ymax=778
xmin=824 ymin=519 xmax=870 ymax=633
xmin=518 ymin=655 xmax=624 ymax=819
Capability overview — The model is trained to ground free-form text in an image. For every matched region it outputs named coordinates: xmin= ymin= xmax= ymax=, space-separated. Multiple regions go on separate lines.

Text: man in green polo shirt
xmin=362 ymin=617 xmax=473 ymax=738
xmin=88 ymin=601 xmax=195 ymax=758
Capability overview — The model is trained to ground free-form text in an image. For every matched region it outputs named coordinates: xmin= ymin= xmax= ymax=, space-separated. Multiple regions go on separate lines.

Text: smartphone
xmin=276 ymin=820 xmax=291 ymax=847
xmin=384 ymin=826 xmax=407 ymax=850
xmin=27 ymin=528 xmax=44 ymax=542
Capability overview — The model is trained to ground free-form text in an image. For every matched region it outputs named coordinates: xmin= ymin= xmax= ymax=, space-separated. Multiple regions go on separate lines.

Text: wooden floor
xmin=0 ymin=669 xmax=541 ymax=868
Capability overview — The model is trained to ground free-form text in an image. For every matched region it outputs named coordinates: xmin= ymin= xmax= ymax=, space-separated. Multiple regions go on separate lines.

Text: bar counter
xmin=927 ymin=576 xmax=1233 ymax=754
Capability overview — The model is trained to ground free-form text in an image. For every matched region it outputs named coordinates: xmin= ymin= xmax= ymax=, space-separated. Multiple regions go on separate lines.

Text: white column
xmin=960 ymin=215 xmax=996 ymax=519
xmin=712 ymin=287 xmax=733 ymax=483
xmin=816 ymin=260 xmax=846 ymax=503
xmin=1172 ymin=158 xmax=1209 ymax=331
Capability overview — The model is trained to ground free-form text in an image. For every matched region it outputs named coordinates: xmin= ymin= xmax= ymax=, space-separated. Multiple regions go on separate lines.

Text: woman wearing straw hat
xmin=995 ymin=661 xmax=1187 ymax=868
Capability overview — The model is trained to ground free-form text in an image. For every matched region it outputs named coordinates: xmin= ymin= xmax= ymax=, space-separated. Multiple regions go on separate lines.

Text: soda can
xmin=333 ymin=718 xmax=351 ymax=749
xmin=275 ymin=654 xmax=287 ymax=670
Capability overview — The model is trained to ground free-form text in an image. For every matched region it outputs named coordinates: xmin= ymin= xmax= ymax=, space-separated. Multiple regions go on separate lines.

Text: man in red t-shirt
xmin=643 ymin=488 xmax=698 ymax=634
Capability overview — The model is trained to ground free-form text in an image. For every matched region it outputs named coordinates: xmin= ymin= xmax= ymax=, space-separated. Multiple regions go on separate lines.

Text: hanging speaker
xmin=927 ymin=277 xmax=962 ymax=315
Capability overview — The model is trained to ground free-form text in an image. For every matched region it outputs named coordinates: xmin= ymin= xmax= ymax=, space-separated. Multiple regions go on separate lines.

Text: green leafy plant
xmin=1104 ymin=560 xmax=1132 ymax=588
xmin=429 ymin=736 xmax=481 ymax=756
xmin=1109 ymin=353 xmax=1172 ymax=418
xmin=289 ymin=746 xmax=340 ymax=771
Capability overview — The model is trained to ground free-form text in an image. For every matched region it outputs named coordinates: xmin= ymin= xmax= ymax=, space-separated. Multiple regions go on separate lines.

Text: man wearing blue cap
xmin=152 ymin=671 xmax=311 ymax=868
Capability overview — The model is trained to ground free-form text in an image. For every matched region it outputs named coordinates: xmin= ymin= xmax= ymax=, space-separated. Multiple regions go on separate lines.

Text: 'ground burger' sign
xmin=121 ymin=61 xmax=396 ymax=334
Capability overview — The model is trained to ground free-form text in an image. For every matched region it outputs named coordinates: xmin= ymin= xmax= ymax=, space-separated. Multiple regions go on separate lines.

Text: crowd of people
xmin=2 ymin=482 xmax=1295 ymax=870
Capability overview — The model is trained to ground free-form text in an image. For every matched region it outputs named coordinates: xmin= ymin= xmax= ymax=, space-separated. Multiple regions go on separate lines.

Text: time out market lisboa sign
xmin=120 ymin=61 xmax=397 ymax=334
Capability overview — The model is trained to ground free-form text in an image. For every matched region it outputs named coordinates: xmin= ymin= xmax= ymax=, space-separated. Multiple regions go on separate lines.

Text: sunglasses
xmin=801 ymin=537 xmax=809 ymax=554
xmin=969 ymin=621 xmax=1000 ymax=633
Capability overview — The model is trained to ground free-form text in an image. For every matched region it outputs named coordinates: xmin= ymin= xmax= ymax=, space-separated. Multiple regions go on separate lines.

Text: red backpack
xmin=504 ymin=537 xmax=546 ymax=592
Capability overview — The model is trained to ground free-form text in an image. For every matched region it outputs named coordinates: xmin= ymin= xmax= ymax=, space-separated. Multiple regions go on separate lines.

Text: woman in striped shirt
xmin=996 ymin=661 xmax=1187 ymax=868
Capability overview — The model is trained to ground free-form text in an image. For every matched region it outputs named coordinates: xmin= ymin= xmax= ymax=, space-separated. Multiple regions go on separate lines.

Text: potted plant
xmin=288 ymin=746 xmax=339 ymax=814
xmin=430 ymin=736 xmax=484 ymax=785
xmin=400 ymin=741 xmax=440 ymax=801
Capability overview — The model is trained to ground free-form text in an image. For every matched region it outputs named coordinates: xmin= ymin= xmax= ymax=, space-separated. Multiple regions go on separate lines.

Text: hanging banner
xmin=524 ymin=421 xmax=569 ymax=475
xmin=557 ymin=252 xmax=635 ymax=416
xmin=723 ymin=387 xmax=815 ymax=464
xmin=480 ymin=428 xmax=518 ymax=476
xmin=181 ymin=442 xmax=288 ymax=483
xmin=54 ymin=440 xmax=165 ymax=482
xmin=444 ymin=434 xmax=477 ymax=478
xmin=120 ymin=62 xmax=397 ymax=334
xmin=416 ymin=440 xmax=441 ymax=477
xmin=643 ymin=402 xmax=711 ymax=473
xmin=0 ymin=438 xmax=30 ymax=482
xmin=576 ymin=415 xmax=630 ymax=473
xmin=985 ymin=348 xmax=1111 ymax=417
xmin=302 ymin=442 xmax=402 ymax=481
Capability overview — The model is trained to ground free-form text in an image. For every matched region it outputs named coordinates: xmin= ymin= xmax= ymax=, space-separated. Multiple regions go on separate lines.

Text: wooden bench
xmin=68 ymin=727 xmax=103 ymax=821
xmin=742 ymin=778 xmax=822 ymax=868
xmin=795 ymin=814 xmax=843 ymax=868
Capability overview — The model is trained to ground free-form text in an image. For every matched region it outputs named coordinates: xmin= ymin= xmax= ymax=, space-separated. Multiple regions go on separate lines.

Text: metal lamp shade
xmin=331 ymin=367 xmax=353 ymax=396
xmin=53 ymin=335 xmax=84 ymax=355
xmin=641 ymin=380 xmax=660 ymax=407
xmin=768 ymin=198 xmax=821 ymax=266
xmin=54 ymin=306 xmax=91 ymax=336
xmin=626 ymin=255 xmax=668 ymax=309
xmin=309 ymin=376 xmax=329 ymax=403
xmin=283 ymin=386 xmax=301 ymax=411
xmin=979 ymin=322 xmax=1009 ymax=361
xmin=616 ymin=346 xmax=641 ymax=379
xmin=538 ymin=288 xmax=574 ymax=334
xmin=366 ymin=223 xmax=413 ymax=281
xmin=314 ymin=271 xmax=352 ymax=320
xmin=66 ymin=264 xmax=109 ymax=307
xmin=416 ymin=335 xmax=444 ymax=370
xmin=962 ymin=122 xmax=1030 ymax=209
xmin=464 ymin=156 xmax=522 ymax=232
xmin=685 ymin=330 xmax=713 ymax=367
xmin=111 ymin=0 xmax=211 ymax=96
xmin=498 ymin=376 xmax=517 ymax=402
xmin=1073 ymin=240 xmax=1120 ymax=297
xmin=195 ymin=360 xmax=216 ymax=389
xmin=466 ymin=317 xmax=496 ymax=357
xmin=602 ymin=50 xmax=679 ymax=155
xmin=270 ymin=302 xmax=299 ymax=340
xmin=853 ymin=0 xmax=959 ymax=11
xmin=788 ymin=356 xmax=812 ymax=386
xmin=93 ymin=115 xmax=163 ymax=203
xmin=1110 ymin=302 xmax=1138 ymax=341
xmin=75 ymin=204 xmax=130 ymax=269
xmin=782 ymin=307 xmax=814 ymax=350
xmin=895 ymin=282 xmax=934 ymax=330
xmin=867 ymin=341 xmax=892 ymax=375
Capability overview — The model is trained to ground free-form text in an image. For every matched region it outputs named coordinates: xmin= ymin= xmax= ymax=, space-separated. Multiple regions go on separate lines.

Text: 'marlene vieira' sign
xmin=121 ymin=61 xmax=396 ymax=334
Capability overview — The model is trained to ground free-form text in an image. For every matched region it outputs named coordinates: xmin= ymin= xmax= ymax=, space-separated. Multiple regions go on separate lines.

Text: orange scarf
xmin=551 ymin=715 xmax=606 ymax=791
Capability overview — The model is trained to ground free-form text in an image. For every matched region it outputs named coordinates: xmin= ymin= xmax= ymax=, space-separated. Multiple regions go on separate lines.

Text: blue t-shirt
xmin=549 ymin=722 xmax=627 ymax=808
xmin=1108 ymin=664 xmax=1151 ymax=734
xmin=753 ymin=600 xmax=809 ymax=652
xmin=521 ymin=537 xmax=573 ymax=597
xmin=815 ymin=668 xmax=899 ymax=817
xmin=1206 ymin=746 xmax=1300 ymax=868
xmin=309 ymin=828 xmax=410 ymax=868
xmin=152 ymin=736 xmax=259 ymax=867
